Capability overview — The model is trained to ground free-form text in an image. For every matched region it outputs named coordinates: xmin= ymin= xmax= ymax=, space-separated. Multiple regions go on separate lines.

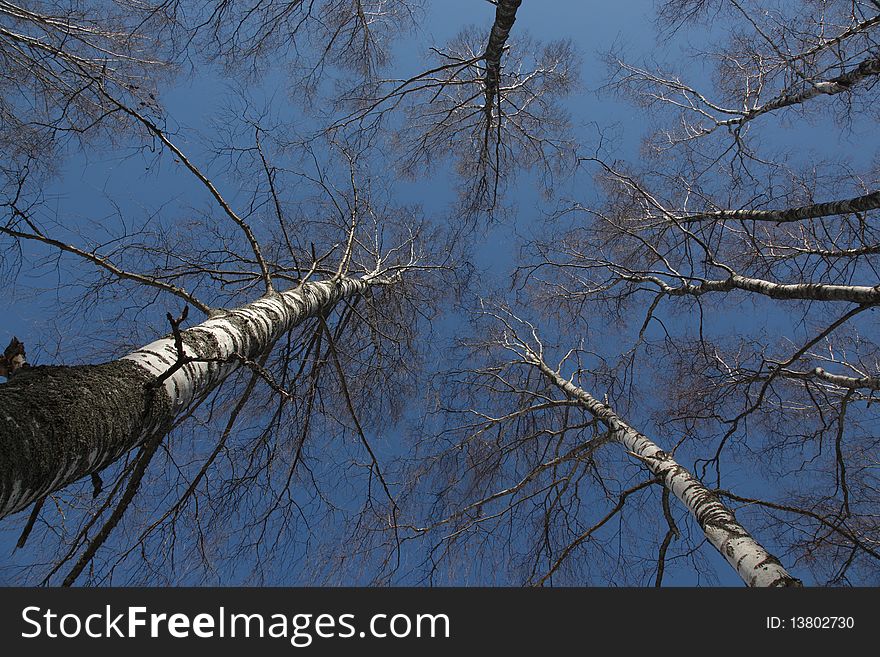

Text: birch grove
xmin=514 ymin=0 xmax=880 ymax=584
xmin=2 ymin=0 xmax=879 ymax=587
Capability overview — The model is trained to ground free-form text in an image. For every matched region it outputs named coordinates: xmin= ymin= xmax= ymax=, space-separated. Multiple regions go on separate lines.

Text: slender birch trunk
xmin=0 ymin=275 xmax=377 ymax=519
xmin=524 ymin=349 xmax=801 ymax=587
xmin=483 ymin=0 xmax=522 ymax=119
xmin=634 ymin=272 xmax=880 ymax=304
xmin=682 ymin=188 xmax=880 ymax=224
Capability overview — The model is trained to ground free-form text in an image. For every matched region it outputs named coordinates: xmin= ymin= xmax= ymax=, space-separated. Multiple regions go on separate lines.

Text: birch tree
xmin=0 ymin=0 xmax=173 ymax=192
xmin=510 ymin=0 xmax=880 ymax=584
xmin=393 ymin=307 xmax=800 ymax=586
xmin=0 ymin=76 xmax=443 ymax=583
xmin=334 ymin=0 xmax=578 ymax=221
xmin=0 ymin=0 xmax=445 ymax=587
xmin=0 ymin=272 xmax=403 ymax=519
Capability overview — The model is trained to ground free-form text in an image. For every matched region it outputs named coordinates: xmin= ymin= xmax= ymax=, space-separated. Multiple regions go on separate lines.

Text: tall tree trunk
xmin=682 ymin=188 xmax=880 ymax=224
xmin=483 ymin=0 xmax=522 ymax=120
xmin=632 ymin=271 xmax=880 ymax=304
xmin=0 ymin=275 xmax=377 ymax=519
xmin=524 ymin=349 xmax=801 ymax=587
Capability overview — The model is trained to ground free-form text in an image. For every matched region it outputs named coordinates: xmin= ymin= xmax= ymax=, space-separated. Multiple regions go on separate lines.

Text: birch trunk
xmin=0 ymin=275 xmax=375 ymax=519
xmin=483 ymin=0 xmax=522 ymax=119
xmin=525 ymin=350 xmax=801 ymax=587
xmin=682 ymin=189 xmax=880 ymax=224
xmin=636 ymin=272 xmax=880 ymax=304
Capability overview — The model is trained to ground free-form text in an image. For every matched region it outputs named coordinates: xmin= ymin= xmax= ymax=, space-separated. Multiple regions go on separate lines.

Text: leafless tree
xmin=0 ymin=75 xmax=453 ymax=583
xmin=143 ymin=0 xmax=424 ymax=90
xmin=0 ymin=0 xmax=174 ymax=191
xmin=389 ymin=305 xmax=801 ymax=585
xmin=506 ymin=0 xmax=880 ymax=584
xmin=332 ymin=0 xmax=578 ymax=222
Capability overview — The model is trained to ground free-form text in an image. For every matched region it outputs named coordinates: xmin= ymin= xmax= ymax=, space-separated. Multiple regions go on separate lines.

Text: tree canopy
xmin=2 ymin=0 xmax=879 ymax=587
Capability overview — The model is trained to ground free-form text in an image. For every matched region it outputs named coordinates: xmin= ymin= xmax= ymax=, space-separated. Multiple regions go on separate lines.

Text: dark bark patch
xmin=0 ymin=361 xmax=171 ymax=516
xmin=182 ymin=327 xmax=222 ymax=359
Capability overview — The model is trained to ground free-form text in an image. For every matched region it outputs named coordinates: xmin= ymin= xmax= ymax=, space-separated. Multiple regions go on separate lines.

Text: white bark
xmin=627 ymin=271 xmax=880 ymax=304
xmin=524 ymin=349 xmax=801 ymax=587
xmin=781 ymin=367 xmax=880 ymax=391
xmin=0 ymin=274 xmax=379 ymax=519
xmin=121 ymin=276 xmax=370 ymax=421
xmin=681 ymin=189 xmax=880 ymax=224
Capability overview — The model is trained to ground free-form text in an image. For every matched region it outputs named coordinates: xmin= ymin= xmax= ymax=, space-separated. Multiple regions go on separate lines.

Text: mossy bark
xmin=0 ymin=275 xmax=375 ymax=519
xmin=0 ymin=361 xmax=171 ymax=517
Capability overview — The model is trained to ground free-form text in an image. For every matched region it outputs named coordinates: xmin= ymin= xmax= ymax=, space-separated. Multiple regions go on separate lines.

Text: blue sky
xmin=3 ymin=1 xmax=875 ymax=587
